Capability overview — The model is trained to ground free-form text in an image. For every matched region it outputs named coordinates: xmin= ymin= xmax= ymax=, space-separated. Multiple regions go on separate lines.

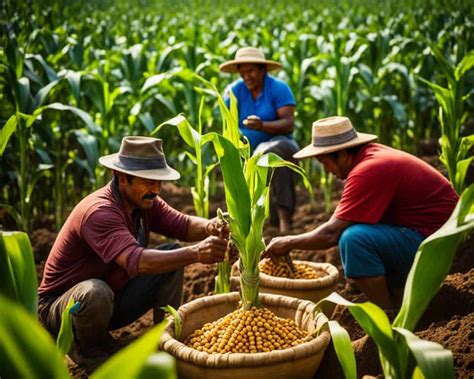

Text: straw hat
xmin=293 ymin=116 xmax=377 ymax=159
xmin=220 ymin=47 xmax=282 ymax=73
xmin=99 ymin=136 xmax=180 ymax=180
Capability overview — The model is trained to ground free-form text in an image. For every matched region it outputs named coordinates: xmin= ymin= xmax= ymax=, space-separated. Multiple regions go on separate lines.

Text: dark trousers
xmin=38 ymin=243 xmax=183 ymax=350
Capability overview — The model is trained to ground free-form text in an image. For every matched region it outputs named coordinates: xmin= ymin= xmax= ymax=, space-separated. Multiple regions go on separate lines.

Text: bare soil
xmin=29 ymin=171 xmax=473 ymax=379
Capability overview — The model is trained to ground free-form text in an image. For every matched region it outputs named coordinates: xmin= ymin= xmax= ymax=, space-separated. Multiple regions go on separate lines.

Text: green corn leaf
xmin=0 ymin=115 xmax=18 ymax=156
xmin=56 ymin=298 xmax=80 ymax=355
xmin=34 ymin=79 xmax=62 ymax=108
xmin=0 ymin=231 xmax=38 ymax=315
xmin=26 ymin=103 xmax=101 ymax=134
xmin=161 ymin=305 xmax=182 ymax=340
xmin=141 ymin=73 xmax=169 ymax=93
xmin=316 ymin=292 xmax=400 ymax=377
xmin=17 ymin=77 xmax=33 ymax=113
xmin=429 ymin=43 xmax=455 ymax=86
xmin=328 ymin=320 xmax=357 ymax=379
xmin=64 ymin=70 xmax=82 ymax=103
xmin=137 ymin=352 xmax=177 ymax=379
xmin=454 ymin=157 xmax=473 ymax=194
xmin=0 ymin=295 xmax=70 ymax=379
xmin=29 ymin=54 xmax=58 ymax=82
xmin=152 ymin=114 xmax=200 ymax=149
xmin=138 ymin=112 xmax=156 ymax=133
xmin=74 ymin=130 xmax=99 ymax=178
xmin=394 ymin=327 xmax=454 ymax=379
xmin=454 ymin=50 xmax=474 ymax=81
xmin=209 ymin=133 xmax=251 ymax=237
xmin=394 ymin=185 xmax=474 ymax=331
xmin=91 ymin=320 xmax=170 ymax=379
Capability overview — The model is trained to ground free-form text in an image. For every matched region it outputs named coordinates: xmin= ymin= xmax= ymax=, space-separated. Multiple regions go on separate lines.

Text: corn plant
xmin=316 ymin=184 xmax=474 ymax=379
xmin=0 ymin=231 xmax=78 ymax=356
xmin=0 ymin=35 xmax=99 ymax=231
xmin=151 ymin=98 xmax=218 ymax=219
xmin=213 ymin=208 xmax=232 ymax=294
xmin=419 ymin=46 xmax=474 ymax=194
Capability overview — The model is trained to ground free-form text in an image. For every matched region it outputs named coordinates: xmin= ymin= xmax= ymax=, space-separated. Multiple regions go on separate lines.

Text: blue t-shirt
xmin=225 ymin=74 xmax=296 ymax=149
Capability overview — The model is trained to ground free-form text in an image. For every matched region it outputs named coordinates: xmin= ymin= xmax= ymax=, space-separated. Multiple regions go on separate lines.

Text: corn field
xmin=1 ymin=0 xmax=473 ymax=232
xmin=1 ymin=1 xmax=474 ymax=378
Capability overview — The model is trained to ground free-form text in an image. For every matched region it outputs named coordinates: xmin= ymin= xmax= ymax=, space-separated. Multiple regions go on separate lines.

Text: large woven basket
xmin=160 ymin=292 xmax=330 ymax=379
xmin=231 ymin=261 xmax=339 ymax=316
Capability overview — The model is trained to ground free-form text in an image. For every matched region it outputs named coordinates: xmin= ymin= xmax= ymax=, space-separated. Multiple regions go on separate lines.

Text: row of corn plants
xmin=1 ymin=0 xmax=473 ymax=232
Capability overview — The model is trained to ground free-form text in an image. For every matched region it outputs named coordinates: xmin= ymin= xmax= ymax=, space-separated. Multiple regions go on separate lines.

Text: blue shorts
xmin=338 ymin=224 xmax=425 ymax=289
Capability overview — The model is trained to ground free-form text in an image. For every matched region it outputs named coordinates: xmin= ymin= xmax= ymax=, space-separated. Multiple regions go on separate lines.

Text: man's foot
xmin=68 ymin=344 xmax=109 ymax=374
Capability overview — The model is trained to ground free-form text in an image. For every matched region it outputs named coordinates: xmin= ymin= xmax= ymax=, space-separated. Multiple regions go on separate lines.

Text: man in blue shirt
xmin=221 ymin=47 xmax=299 ymax=232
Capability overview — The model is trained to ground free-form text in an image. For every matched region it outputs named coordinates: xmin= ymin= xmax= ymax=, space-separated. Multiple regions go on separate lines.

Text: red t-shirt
xmin=38 ymin=182 xmax=190 ymax=296
xmin=335 ymin=143 xmax=458 ymax=237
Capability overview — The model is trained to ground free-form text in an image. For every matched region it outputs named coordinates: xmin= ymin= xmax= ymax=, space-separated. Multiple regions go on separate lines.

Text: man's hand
xmin=194 ymin=235 xmax=229 ymax=264
xmin=262 ymin=236 xmax=294 ymax=258
xmin=206 ymin=211 xmax=230 ymax=238
xmin=243 ymin=115 xmax=263 ymax=130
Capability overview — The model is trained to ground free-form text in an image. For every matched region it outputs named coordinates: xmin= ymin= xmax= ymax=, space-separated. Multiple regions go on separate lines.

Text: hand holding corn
xmin=243 ymin=115 xmax=263 ymax=130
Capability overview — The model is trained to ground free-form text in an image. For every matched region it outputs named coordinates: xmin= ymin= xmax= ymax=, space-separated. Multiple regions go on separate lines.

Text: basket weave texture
xmin=160 ymin=292 xmax=331 ymax=379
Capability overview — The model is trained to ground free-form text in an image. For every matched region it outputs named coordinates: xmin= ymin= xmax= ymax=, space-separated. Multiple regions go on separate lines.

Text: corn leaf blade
xmin=394 ymin=327 xmax=454 ymax=379
xmin=91 ymin=320 xmax=170 ymax=379
xmin=328 ymin=320 xmax=357 ymax=379
xmin=0 ymin=295 xmax=70 ymax=379
xmin=0 ymin=231 xmax=38 ymax=315
xmin=56 ymin=298 xmax=80 ymax=355
xmin=394 ymin=185 xmax=474 ymax=331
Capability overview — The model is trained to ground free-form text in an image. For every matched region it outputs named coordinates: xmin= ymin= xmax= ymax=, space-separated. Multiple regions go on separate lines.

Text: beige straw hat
xmin=99 ymin=136 xmax=180 ymax=180
xmin=294 ymin=116 xmax=377 ymax=159
xmin=220 ymin=47 xmax=282 ymax=73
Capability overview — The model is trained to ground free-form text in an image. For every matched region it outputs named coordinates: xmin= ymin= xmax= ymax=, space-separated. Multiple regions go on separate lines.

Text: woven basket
xmin=231 ymin=261 xmax=339 ymax=316
xmin=160 ymin=292 xmax=330 ymax=379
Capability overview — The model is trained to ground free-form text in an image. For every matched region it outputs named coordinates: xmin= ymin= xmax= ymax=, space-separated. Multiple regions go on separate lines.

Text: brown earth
xmin=29 ymin=171 xmax=473 ymax=379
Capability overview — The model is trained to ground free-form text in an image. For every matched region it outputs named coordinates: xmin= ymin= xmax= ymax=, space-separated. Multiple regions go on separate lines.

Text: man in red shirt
xmin=264 ymin=116 xmax=458 ymax=311
xmin=39 ymin=136 xmax=230 ymax=371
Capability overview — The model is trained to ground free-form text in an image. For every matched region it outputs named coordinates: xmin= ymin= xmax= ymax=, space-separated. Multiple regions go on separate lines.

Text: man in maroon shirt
xmin=264 ymin=116 xmax=458 ymax=311
xmin=38 ymin=136 xmax=231 ymax=371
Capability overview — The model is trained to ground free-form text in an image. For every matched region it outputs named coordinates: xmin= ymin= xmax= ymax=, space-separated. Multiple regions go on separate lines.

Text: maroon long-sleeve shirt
xmin=38 ymin=180 xmax=190 ymax=297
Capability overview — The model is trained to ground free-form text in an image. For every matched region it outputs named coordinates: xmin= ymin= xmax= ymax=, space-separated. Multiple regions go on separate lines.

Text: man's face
xmin=237 ymin=63 xmax=266 ymax=92
xmin=316 ymin=152 xmax=352 ymax=180
xmin=118 ymin=174 xmax=162 ymax=211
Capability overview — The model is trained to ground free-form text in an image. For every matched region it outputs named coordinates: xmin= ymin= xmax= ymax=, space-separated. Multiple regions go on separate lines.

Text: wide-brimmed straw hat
xmin=99 ymin=136 xmax=180 ymax=180
xmin=219 ymin=47 xmax=282 ymax=73
xmin=294 ymin=116 xmax=377 ymax=159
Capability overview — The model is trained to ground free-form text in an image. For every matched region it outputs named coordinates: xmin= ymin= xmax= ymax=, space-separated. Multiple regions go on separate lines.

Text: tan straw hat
xmin=220 ymin=47 xmax=282 ymax=73
xmin=99 ymin=136 xmax=180 ymax=180
xmin=294 ymin=116 xmax=377 ymax=159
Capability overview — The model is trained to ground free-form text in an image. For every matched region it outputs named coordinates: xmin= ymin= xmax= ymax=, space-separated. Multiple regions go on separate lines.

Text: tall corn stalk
xmin=198 ymin=82 xmax=311 ymax=309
